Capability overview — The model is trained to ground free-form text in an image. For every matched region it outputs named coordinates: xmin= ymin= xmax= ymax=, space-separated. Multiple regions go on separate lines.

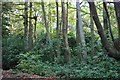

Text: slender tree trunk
xmin=24 ymin=1 xmax=28 ymax=50
xmin=61 ymin=1 xmax=71 ymax=64
xmin=103 ymin=2 xmax=114 ymax=42
xmin=28 ymin=2 xmax=33 ymax=49
xmin=0 ymin=2 xmax=2 ymax=69
xmin=34 ymin=12 xmax=37 ymax=43
xmin=88 ymin=2 xmax=120 ymax=60
xmin=76 ymin=9 xmax=81 ymax=45
xmin=76 ymin=3 xmax=82 ymax=61
xmin=66 ymin=1 xmax=68 ymax=33
xmin=76 ymin=0 xmax=87 ymax=63
xmin=114 ymin=1 xmax=120 ymax=39
xmin=60 ymin=20 xmax=62 ymax=34
xmin=56 ymin=1 xmax=61 ymax=60
xmin=41 ymin=0 xmax=52 ymax=47
xmin=103 ymin=2 xmax=109 ymax=38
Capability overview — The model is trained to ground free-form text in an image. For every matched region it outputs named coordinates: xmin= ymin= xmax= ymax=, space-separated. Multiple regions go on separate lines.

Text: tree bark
xmin=56 ymin=0 xmax=61 ymax=60
xmin=76 ymin=0 xmax=87 ymax=63
xmin=76 ymin=11 xmax=81 ymax=45
xmin=114 ymin=1 xmax=120 ymax=39
xmin=24 ymin=1 xmax=28 ymax=50
xmin=88 ymin=2 xmax=120 ymax=60
xmin=28 ymin=2 xmax=33 ymax=49
xmin=0 ymin=2 xmax=2 ymax=69
xmin=34 ymin=12 xmax=37 ymax=43
xmin=66 ymin=1 xmax=68 ymax=33
xmin=103 ymin=2 xmax=109 ymax=38
xmin=103 ymin=2 xmax=114 ymax=42
xmin=41 ymin=0 xmax=52 ymax=47
xmin=61 ymin=1 xmax=71 ymax=64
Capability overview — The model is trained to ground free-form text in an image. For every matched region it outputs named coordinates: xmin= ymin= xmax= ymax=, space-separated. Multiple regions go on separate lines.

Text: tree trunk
xmin=76 ymin=11 xmax=81 ymax=45
xmin=24 ymin=1 xmax=28 ymax=50
xmin=61 ymin=1 xmax=71 ymax=64
xmin=0 ymin=2 xmax=2 ymax=69
xmin=28 ymin=2 xmax=33 ymax=49
xmin=103 ymin=2 xmax=109 ymax=38
xmin=88 ymin=2 xmax=120 ymax=60
xmin=66 ymin=1 xmax=68 ymax=33
xmin=56 ymin=1 xmax=61 ymax=60
xmin=103 ymin=2 xmax=114 ymax=42
xmin=41 ymin=0 xmax=52 ymax=47
xmin=76 ymin=8 xmax=82 ymax=62
xmin=76 ymin=0 xmax=87 ymax=63
xmin=34 ymin=12 xmax=37 ymax=43
xmin=114 ymin=1 xmax=120 ymax=39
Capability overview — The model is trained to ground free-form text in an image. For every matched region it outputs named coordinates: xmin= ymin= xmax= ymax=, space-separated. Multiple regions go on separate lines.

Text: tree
xmin=114 ymin=1 xmax=120 ymax=39
xmin=61 ymin=1 xmax=71 ymax=63
xmin=76 ymin=9 xmax=80 ymax=45
xmin=33 ymin=11 xmax=37 ymax=43
xmin=56 ymin=0 xmax=61 ymax=60
xmin=41 ymin=0 xmax=52 ymax=47
xmin=88 ymin=1 xmax=120 ymax=60
xmin=66 ymin=1 xmax=68 ymax=33
xmin=103 ymin=1 xmax=114 ymax=42
xmin=103 ymin=2 xmax=109 ymax=39
xmin=24 ymin=1 xmax=28 ymax=50
xmin=0 ymin=2 xmax=2 ymax=69
xmin=76 ymin=0 xmax=87 ymax=63
xmin=28 ymin=2 xmax=33 ymax=49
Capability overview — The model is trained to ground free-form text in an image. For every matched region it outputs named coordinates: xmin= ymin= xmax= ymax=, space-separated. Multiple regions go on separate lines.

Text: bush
xmin=2 ymin=34 xmax=24 ymax=69
xmin=17 ymin=51 xmax=120 ymax=78
xmin=3 ymin=31 xmax=120 ymax=78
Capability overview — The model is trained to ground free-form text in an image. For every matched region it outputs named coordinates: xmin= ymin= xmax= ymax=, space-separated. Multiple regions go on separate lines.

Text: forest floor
xmin=1 ymin=70 xmax=57 ymax=80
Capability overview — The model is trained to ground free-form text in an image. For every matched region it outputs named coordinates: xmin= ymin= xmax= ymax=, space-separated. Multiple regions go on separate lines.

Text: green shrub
xmin=17 ymin=51 xmax=120 ymax=78
xmin=2 ymin=34 xmax=24 ymax=69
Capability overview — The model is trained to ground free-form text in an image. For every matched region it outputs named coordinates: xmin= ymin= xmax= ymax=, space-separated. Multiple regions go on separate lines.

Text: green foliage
xmin=2 ymin=2 xmax=120 ymax=79
xmin=2 ymin=2 xmax=13 ymax=37
xmin=17 ymin=51 xmax=120 ymax=78
xmin=3 ymin=30 xmax=119 ymax=78
xmin=2 ymin=34 xmax=24 ymax=69
xmin=16 ymin=35 xmax=120 ymax=78
xmin=68 ymin=32 xmax=77 ymax=48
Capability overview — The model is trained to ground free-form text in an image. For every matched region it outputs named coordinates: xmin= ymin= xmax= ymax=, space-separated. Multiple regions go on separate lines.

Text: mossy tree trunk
xmin=88 ymin=2 xmax=120 ymax=60
xmin=56 ymin=0 xmax=61 ymax=61
xmin=76 ymin=0 xmax=87 ymax=63
xmin=103 ymin=2 xmax=114 ymax=42
xmin=114 ymin=1 xmax=120 ymax=39
xmin=41 ymin=0 xmax=52 ymax=48
xmin=28 ymin=2 xmax=33 ymax=49
xmin=24 ymin=1 xmax=28 ymax=50
xmin=61 ymin=1 xmax=71 ymax=64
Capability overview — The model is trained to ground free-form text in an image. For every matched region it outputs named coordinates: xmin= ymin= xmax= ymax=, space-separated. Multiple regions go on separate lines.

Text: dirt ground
xmin=1 ymin=70 xmax=57 ymax=80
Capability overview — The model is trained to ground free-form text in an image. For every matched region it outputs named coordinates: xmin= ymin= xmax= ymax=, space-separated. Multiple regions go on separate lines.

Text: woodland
xmin=1 ymin=0 xmax=120 ymax=79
